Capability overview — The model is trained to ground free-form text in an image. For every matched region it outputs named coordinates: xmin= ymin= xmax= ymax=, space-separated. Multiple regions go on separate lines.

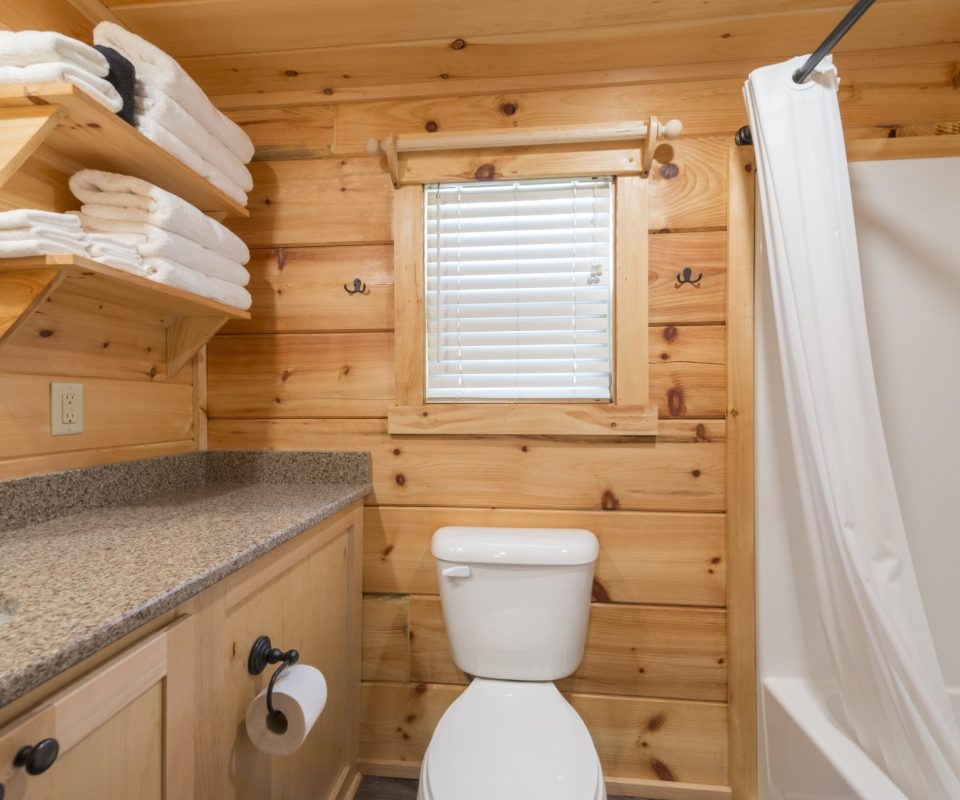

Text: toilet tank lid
xmin=432 ymin=527 xmax=599 ymax=566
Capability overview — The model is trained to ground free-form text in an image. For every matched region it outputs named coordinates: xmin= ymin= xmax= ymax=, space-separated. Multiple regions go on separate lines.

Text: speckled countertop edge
xmin=0 ymin=451 xmax=372 ymax=707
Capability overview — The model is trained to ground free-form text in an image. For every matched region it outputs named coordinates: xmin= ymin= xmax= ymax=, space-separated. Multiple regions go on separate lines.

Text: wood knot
xmin=86 ymin=122 xmax=101 ymax=129
xmin=415 ymin=683 xmax=428 ymax=694
xmin=666 ymin=387 xmax=685 ymax=416
xmin=323 ymin=88 xmax=334 ymax=95
xmin=281 ymin=370 xmax=291 ymax=382
xmin=38 ymin=329 xmax=54 ymax=338
xmin=721 ymin=31 xmax=731 ymax=39
xmin=284 ymin=69 xmax=299 ymax=77
xmin=695 ymin=423 xmax=706 ymax=440
xmin=659 ymin=163 xmax=679 ymax=179
xmin=591 ymin=578 xmax=611 ymax=603
xmin=651 ymin=759 xmax=676 ymax=782
xmin=148 ymin=366 xmax=157 ymax=378
xmin=474 ymin=163 xmax=496 ymax=181
xmin=450 ymin=38 xmax=467 ymax=50
xmin=601 ymin=490 xmax=620 ymax=511
xmin=382 ymin=544 xmax=394 ymax=558
xmin=692 ymin=469 xmax=701 ymax=477
xmin=276 ymin=247 xmax=287 ymax=269
xmin=499 ymin=101 xmax=518 ymax=116
xmin=711 ymin=556 xmax=721 ymax=564
xmin=425 ymin=120 xmax=439 ymax=132
xmin=395 ymin=473 xmax=406 ymax=486
xmin=393 ymin=448 xmax=401 ymax=455
xmin=405 ymin=714 xmax=416 ymax=723
xmin=439 ymin=73 xmax=450 ymax=80
xmin=662 ymin=325 xmax=678 ymax=343
xmin=647 ymin=714 xmax=666 ymax=732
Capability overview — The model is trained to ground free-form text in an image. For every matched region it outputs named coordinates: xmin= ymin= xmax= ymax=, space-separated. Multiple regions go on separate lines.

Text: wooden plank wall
xmin=0 ymin=6 xmax=197 ymax=478
xmin=205 ymin=51 xmax=959 ymax=795
xmin=206 ymin=82 xmax=740 ymax=792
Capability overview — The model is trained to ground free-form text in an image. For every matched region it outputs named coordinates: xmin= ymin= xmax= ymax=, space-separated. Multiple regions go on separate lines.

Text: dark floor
xmin=355 ymin=776 xmax=637 ymax=799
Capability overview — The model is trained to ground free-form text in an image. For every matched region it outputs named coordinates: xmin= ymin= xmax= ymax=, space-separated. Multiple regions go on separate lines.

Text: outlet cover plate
xmin=51 ymin=382 xmax=83 ymax=436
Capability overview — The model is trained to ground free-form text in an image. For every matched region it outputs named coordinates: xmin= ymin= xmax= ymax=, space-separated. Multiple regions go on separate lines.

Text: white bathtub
xmin=757 ymin=156 xmax=960 ymax=800
xmin=761 ymin=678 xmax=907 ymax=800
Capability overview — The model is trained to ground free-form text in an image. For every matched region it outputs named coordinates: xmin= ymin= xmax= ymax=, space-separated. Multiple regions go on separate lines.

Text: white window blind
xmin=425 ymin=177 xmax=614 ymax=401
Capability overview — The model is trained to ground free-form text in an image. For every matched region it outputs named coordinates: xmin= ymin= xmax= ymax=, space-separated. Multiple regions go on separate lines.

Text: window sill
xmin=386 ymin=403 xmax=658 ymax=437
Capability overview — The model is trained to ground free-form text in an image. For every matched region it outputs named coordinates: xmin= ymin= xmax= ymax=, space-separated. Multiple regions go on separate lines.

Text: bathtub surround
xmin=0 ymin=450 xmax=371 ymax=705
xmin=746 ymin=56 xmax=960 ymax=796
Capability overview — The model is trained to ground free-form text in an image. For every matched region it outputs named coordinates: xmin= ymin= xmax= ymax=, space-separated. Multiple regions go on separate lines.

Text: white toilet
xmin=417 ymin=526 xmax=606 ymax=800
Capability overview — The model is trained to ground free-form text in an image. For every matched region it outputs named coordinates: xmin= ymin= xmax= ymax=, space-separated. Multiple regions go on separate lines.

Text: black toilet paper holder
xmin=248 ymin=635 xmax=300 ymax=717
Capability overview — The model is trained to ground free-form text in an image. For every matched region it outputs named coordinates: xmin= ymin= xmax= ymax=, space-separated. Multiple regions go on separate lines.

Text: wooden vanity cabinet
xmin=0 ymin=615 xmax=195 ymax=800
xmin=0 ymin=502 xmax=364 ymax=800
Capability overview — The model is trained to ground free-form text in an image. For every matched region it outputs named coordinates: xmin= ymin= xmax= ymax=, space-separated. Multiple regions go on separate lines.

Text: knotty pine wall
xmin=208 ymin=52 xmax=960 ymax=795
xmin=0 ymin=4 xmax=197 ymax=479
xmin=208 ymin=91 xmax=735 ymax=792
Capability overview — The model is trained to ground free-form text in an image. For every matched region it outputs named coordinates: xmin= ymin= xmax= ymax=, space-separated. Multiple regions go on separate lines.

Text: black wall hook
xmin=249 ymin=635 xmax=300 ymax=718
xmin=344 ymin=278 xmax=368 ymax=294
xmin=676 ymin=266 xmax=703 ymax=287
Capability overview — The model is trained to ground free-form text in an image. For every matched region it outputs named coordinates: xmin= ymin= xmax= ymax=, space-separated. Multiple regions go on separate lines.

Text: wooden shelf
xmin=0 ymin=255 xmax=249 ymax=378
xmin=0 ymin=83 xmax=249 ymax=218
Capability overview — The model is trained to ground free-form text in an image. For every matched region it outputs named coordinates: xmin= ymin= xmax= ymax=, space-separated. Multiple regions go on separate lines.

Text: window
xmin=424 ymin=177 xmax=614 ymax=402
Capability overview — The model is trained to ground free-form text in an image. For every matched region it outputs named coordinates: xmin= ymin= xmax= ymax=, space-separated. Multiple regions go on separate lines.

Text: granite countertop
xmin=0 ymin=451 xmax=372 ymax=708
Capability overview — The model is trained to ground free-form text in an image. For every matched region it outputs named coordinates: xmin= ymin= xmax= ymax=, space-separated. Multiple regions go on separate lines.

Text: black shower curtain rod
xmin=734 ymin=0 xmax=876 ymax=146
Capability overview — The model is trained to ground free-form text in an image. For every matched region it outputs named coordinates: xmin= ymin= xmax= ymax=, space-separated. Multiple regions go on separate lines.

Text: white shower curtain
xmin=745 ymin=56 xmax=960 ymax=799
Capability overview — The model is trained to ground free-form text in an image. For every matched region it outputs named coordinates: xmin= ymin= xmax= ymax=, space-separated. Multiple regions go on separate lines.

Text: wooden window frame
xmin=388 ymin=149 xmax=656 ymax=437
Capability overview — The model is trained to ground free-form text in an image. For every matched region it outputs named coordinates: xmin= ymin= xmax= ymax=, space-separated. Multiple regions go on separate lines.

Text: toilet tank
xmin=432 ymin=527 xmax=599 ymax=681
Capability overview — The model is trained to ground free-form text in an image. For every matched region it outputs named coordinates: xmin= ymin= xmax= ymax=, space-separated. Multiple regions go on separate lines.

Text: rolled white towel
xmin=0 ymin=209 xmax=83 ymax=231
xmin=94 ymin=22 xmax=254 ymax=163
xmin=136 ymin=117 xmax=247 ymax=205
xmin=0 ymin=239 xmax=88 ymax=258
xmin=135 ymin=86 xmax=253 ymax=191
xmin=78 ymin=213 xmax=249 ymax=286
xmin=145 ymin=257 xmax=252 ymax=310
xmin=69 ymin=170 xmax=249 ymax=264
xmin=0 ymin=31 xmax=108 ymax=76
xmin=0 ymin=62 xmax=122 ymax=112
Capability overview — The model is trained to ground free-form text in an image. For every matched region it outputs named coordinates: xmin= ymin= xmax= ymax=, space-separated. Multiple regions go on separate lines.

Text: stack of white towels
xmin=0 ymin=209 xmax=89 ymax=258
xmin=0 ymin=30 xmax=122 ymax=113
xmin=69 ymin=169 xmax=252 ymax=310
xmin=93 ymin=23 xmax=254 ymax=206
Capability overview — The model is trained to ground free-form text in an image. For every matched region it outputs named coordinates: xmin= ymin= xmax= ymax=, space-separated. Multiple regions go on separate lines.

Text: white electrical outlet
xmin=51 ymin=382 xmax=84 ymax=435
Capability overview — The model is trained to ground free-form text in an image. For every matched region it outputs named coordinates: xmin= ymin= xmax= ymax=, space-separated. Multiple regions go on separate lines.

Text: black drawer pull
xmin=14 ymin=737 xmax=59 ymax=775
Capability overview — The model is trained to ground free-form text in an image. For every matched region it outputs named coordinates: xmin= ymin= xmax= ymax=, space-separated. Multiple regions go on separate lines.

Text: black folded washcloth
xmin=94 ymin=45 xmax=136 ymax=125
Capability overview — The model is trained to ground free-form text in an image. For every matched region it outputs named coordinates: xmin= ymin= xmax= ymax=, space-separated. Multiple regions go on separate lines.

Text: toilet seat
xmin=418 ymin=678 xmax=605 ymax=800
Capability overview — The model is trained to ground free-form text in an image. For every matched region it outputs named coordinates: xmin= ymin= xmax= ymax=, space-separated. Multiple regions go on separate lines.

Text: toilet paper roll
xmin=245 ymin=664 xmax=327 ymax=756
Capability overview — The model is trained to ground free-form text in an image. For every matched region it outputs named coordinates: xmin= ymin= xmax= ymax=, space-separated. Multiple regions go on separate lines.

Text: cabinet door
xmin=217 ymin=507 xmax=362 ymax=800
xmin=0 ymin=616 xmax=195 ymax=800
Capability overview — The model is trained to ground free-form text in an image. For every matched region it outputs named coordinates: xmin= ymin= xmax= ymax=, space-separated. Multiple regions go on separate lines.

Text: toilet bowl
xmin=418 ymin=526 xmax=605 ymax=799
xmin=417 ymin=679 xmax=606 ymax=800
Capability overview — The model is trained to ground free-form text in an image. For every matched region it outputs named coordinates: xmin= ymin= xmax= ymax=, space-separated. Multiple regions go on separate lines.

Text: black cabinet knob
xmin=14 ymin=737 xmax=59 ymax=775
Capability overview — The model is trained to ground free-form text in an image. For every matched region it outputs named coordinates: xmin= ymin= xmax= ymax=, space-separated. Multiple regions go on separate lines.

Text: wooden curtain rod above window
xmin=367 ymin=116 xmax=683 ymax=186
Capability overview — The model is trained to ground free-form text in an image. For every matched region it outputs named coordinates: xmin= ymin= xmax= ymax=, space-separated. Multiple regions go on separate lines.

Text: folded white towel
xmin=77 ymin=213 xmax=249 ymax=286
xmin=0 ymin=31 xmax=108 ymax=76
xmin=0 ymin=209 xmax=83 ymax=231
xmin=0 ymin=239 xmax=88 ymax=258
xmin=88 ymin=249 xmax=146 ymax=275
xmin=69 ymin=170 xmax=249 ymax=263
xmin=0 ymin=225 xmax=87 ymax=244
xmin=0 ymin=62 xmax=122 ymax=112
xmin=94 ymin=22 xmax=254 ymax=163
xmin=86 ymin=230 xmax=147 ymax=248
xmin=136 ymin=117 xmax=247 ymax=205
xmin=135 ymin=86 xmax=253 ymax=190
xmin=145 ymin=257 xmax=252 ymax=310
